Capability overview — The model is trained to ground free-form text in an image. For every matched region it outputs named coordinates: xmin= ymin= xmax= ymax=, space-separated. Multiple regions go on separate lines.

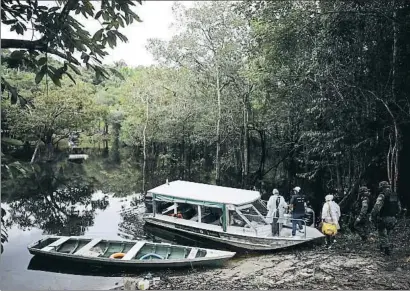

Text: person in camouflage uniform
xmin=354 ymin=186 xmax=371 ymax=241
xmin=370 ymin=181 xmax=401 ymax=255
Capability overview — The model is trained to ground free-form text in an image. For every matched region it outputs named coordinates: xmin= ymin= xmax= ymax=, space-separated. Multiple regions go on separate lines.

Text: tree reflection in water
xmin=1 ymin=207 xmax=7 ymax=254
xmin=2 ymin=159 xmax=110 ymax=236
xmin=117 ymin=195 xmax=146 ymax=240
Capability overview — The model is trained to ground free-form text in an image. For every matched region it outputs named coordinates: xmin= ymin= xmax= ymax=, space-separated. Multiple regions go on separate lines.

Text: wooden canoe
xmin=27 ymin=236 xmax=236 ymax=268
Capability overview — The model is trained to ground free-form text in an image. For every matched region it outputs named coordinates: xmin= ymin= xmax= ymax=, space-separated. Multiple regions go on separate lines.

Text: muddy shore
xmin=112 ymin=219 xmax=410 ymax=290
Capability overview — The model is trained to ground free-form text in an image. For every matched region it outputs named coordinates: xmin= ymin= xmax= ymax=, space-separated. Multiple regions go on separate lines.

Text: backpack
xmin=380 ymin=192 xmax=400 ymax=217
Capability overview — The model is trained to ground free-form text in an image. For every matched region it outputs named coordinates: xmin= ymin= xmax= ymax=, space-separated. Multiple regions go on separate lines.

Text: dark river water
xmin=1 ymin=193 xmax=150 ymax=290
xmin=0 ymin=147 xmax=255 ymax=290
xmin=0 ymin=149 xmax=207 ymax=291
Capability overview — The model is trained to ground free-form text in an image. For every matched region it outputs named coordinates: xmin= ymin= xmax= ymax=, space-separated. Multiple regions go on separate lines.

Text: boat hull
xmin=144 ymin=216 xmax=324 ymax=251
xmin=27 ymin=236 xmax=235 ymax=269
xmin=28 ymin=248 xmax=231 ymax=268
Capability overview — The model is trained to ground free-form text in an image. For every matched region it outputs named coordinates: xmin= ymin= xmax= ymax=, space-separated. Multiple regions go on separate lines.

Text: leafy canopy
xmin=1 ymin=0 xmax=142 ymax=104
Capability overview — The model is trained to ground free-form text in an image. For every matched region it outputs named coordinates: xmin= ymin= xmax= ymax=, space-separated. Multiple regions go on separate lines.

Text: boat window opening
xmin=190 ymin=205 xmax=205 ymax=222
xmin=253 ymin=199 xmax=268 ymax=216
xmin=228 ymin=210 xmax=246 ymax=227
xmin=159 ymin=202 xmax=196 ymax=220
xmin=237 ymin=205 xmax=269 ymax=227
xmin=193 ymin=206 xmax=223 ymax=227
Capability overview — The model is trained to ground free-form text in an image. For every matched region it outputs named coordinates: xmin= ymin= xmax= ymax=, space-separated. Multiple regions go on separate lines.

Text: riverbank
xmin=114 ymin=219 xmax=410 ymax=290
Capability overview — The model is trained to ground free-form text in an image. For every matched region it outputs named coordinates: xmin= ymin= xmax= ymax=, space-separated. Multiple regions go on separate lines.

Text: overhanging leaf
xmin=35 ymin=65 xmax=47 ymax=84
xmin=47 ymin=69 xmax=62 ymax=87
xmin=65 ymin=72 xmax=76 ymax=84
xmin=109 ymin=68 xmax=125 ymax=80
xmin=67 ymin=63 xmax=81 ymax=75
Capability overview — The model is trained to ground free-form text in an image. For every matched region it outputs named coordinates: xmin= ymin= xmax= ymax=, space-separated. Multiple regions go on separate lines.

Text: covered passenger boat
xmin=143 ymin=180 xmax=324 ymax=251
xmin=27 ymin=235 xmax=236 ymax=268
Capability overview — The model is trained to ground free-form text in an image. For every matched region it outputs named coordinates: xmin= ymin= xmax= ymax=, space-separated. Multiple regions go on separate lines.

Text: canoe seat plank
xmin=41 ymin=237 xmax=71 ymax=251
xmin=122 ymin=242 xmax=145 ymax=260
xmin=74 ymin=238 xmax=102 ymax=256
xmin=187 ymin=248 xmax=198 ymax=259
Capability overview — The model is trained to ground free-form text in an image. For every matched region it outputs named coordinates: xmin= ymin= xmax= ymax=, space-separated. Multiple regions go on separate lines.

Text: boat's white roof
xmin=147 ymin=180 xmax=261 ymax=206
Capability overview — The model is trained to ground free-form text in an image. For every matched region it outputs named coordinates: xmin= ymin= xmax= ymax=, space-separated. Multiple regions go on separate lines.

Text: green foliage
xmin=1 ymin=0 xmax=142 ymax=104
xmin=3 ymin=72 xmax=99 ymax=146
xmin=236 ymin=0 xmax=410 ymax=201
xmin=2 ymin=0 xmax=410 ymax=211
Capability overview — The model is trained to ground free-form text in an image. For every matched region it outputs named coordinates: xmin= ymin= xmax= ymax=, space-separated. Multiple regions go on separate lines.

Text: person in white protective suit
xmin=267 ymin=189 xmax=288 ymax=236
xmin=321 ymin=194 xmax=341 ymax=248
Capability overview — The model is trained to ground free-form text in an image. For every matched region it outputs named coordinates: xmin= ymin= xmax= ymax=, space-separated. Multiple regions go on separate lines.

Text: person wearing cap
xmin=289 ymin=186 xmax=306 ymax=237
xmin=354 ymin=186 xmax=371 ymax=241
xmin=321 ymin=194 xmax=341 ymax=248
xmin=267 ymin=188 xmax=288 ymax=236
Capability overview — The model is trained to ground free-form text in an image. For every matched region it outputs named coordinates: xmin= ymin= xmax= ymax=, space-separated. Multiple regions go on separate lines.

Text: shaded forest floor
xmin=116 ymin=219 xmax=410 ymax=290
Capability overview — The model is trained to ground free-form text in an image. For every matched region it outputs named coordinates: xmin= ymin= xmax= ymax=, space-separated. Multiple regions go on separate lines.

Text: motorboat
xmin=143 ymin=180 xmax=324 ymax=251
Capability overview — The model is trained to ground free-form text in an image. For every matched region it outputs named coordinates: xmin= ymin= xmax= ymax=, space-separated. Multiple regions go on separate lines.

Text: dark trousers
xmin=271 ymin=217 xmax=279 ymax=236
xmin=325 ymin=234 xmax=334 ymax=246
xmin=377 ymin=216 xmax=397 ymax=249
xmin=292 ymin=213 xmax=304 ymax=236
xmin=354 ymin=219 xmax=370 ymax=241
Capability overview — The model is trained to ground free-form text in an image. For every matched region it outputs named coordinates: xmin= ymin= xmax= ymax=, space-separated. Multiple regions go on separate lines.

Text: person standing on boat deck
xmin=267 ymin=189 xmax=287 ymax=236
xmin=289 ymin=186 xmax=305 ymax=237
xmin=321 ymin=194 xmax=340 ymax=248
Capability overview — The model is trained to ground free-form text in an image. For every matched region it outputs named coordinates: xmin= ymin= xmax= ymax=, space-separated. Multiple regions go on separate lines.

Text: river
xmin=1 ymin=192 xmax=148 ymax=290
xmin=0 ymin=146 xmax=263 ymax=290
xmin=0 ymin=149 xmax=196 ymax=290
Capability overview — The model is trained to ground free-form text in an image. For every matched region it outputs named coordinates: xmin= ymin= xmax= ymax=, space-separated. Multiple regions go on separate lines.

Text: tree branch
xmin=2 ymin=38 xmax=44 ymax=50
xmin=2 ymin=39 xmax=81 ymax=65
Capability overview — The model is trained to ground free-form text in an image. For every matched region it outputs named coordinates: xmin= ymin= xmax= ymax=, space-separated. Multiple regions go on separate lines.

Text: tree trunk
xmin=188 ymin=141 xmax=192 ymax=179
xmin=181 ymin=124 xmax=185 ymax=179
xmin=243 ymin=94 xmax=249 ymax=181
xmin=103 ymin=121 xmax=109 ymax=149
xmin=259 ymin=129 xmax=266 ymax=180
xmin=215 ymin=66 xmax=222 ymax=185
xmin=335 ymin=144 xmax=343 ymax=196
xmin=141 ymin=96 xmax=149 ymax=194
xmin=45 ymin=134 xmax=54 ymax=160
xmin=30 ymin=140 xmax=41 ymax=164
xmin=390 ymin=2 xmax=399 ymax=193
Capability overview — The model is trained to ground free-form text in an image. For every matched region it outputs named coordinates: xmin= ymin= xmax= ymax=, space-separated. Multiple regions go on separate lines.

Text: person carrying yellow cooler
xmin=321 ymin=194 xmax=340 ymax=248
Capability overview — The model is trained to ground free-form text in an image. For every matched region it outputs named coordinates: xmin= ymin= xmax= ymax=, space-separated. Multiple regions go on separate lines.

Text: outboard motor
xmin=304 ymin=206 xmax=315 ymax=227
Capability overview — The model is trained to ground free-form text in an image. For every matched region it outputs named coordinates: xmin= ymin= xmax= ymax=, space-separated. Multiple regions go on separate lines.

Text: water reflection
xmin=2 ymin=160 xmax=109 ymax=239
xmin=0 ymin=148 xmax=228 ymax=290
xmin=1 ymin=207 xmax=7 ymax=254
xmin=117 ymin=201 xmax=146 ymax=240
xmin=27 ymin=255 xmax=144 ymax=277
xmin=0 ymin=192 xmax=137 ymax=290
